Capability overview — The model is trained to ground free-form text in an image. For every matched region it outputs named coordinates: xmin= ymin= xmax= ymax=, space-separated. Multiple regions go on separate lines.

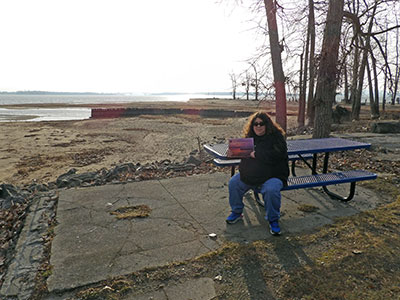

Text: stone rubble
xmin=0 ymin=155 xmax=216 ymax=299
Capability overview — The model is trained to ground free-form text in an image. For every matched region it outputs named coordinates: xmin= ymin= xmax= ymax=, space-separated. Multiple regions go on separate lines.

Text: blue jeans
xmin=228 ymin=173 xmax=283 ymax=222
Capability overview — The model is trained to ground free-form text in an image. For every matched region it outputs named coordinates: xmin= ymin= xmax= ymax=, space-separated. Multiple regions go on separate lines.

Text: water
xmin=0 ymin=93 xmax=213 ymax=106
xmin=0 ymin=93 xmax=230 ymax=122
xmin=0 ymin=107 xmax=92 ymax=122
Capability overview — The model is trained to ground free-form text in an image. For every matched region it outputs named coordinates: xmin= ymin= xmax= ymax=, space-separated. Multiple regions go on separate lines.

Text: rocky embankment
xmin=0 ymin=153 xmax=218 ymax=296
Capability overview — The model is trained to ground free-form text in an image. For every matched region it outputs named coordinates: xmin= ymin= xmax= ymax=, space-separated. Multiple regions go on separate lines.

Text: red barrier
xmin=91 ymin=108 xmax=126 ymax=118
xmin=182 ymin=108 xmax=200 ymax=115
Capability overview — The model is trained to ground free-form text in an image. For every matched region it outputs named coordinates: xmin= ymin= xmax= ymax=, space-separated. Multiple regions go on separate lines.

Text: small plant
xmin=110 ymin=205 xmax=152 ymax=219
xmin=298 ymin=204 xmax=319 ymax=213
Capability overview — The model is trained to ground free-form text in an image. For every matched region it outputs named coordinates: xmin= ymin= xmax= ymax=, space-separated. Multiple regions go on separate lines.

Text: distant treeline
xmin=0 ymin=91 xmax=116 ymax=95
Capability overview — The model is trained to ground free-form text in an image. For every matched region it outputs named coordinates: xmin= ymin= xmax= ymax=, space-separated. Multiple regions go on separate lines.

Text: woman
xmin=226 ymin=111 xmax=289 ymax=235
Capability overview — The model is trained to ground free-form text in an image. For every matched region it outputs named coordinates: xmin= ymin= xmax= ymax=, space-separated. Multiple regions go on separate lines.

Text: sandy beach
xmin=2 ymin=97 xmax=398 ymax=186
xmin=0 ymin=99 xmax=301 ymax=186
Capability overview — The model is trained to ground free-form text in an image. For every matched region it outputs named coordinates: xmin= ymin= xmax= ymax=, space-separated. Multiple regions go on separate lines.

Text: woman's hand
xmin=250 ymin=151 xmax=256 ymax=158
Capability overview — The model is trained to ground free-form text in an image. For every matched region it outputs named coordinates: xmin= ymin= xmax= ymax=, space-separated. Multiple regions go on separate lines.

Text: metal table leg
xmin=321 ymin=152 xmax=356 ymax=201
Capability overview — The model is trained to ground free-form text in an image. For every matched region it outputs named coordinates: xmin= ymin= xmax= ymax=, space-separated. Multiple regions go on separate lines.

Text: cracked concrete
xmin=47 ymin=175 xmax=226 ymax=292
xmin=44 ymin=170 xmax=383 ymax=296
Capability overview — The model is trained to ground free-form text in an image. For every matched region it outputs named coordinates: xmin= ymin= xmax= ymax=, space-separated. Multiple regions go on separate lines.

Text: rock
xmin=25 ymin=183 xmax=49 ymax=193
xmin=332 ymin=105 xmax=351 ymax=124
xmin=76 ymin=172 xmax=99 ymax=182
xmin=50 ymin=156 xmax=212 ymax=189
xmin=158 ymin=159 xmax=172 ymax=166
xmin=0 ymin=184 xmax=26 ymax=209
xmin=371 ymin=121 xmax=400 ymax=133
xmin=165 ymin=164 xmax=195 ymax=172
xmin=56 ymin=168 xmax=77 ymax=187
xmin=186 ymin=155 xmax=202 ymax=166
xmin=56 ymin=169 xmax=99 ymax=188
xmin=0 ymin=184 xmax=20 ymax=199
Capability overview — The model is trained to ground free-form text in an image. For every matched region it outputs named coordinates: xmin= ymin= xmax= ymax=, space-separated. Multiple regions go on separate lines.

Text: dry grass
xmin=110 ymin=205 xmax=152 ymax=219
xmin=279 ymin=196 xmax=400 ymax=300
xmin=297 ymin=204 xmax=319 ymax=213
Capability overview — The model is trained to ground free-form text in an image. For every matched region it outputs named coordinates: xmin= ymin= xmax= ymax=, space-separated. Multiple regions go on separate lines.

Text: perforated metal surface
xmin=213 ymin=158 xmax=241 ymax=166
xmin=204 ymin=137 xmax=370 ymax=159
xmin=204 ymin=144 xmax=228 ymax=158
xmin=283 ymin=170 xmax=377 ymax=190
xmin=287 ymin=137 xmax=370 ymax=154
xmin=213 ymin=154 xmax=313 ymax=167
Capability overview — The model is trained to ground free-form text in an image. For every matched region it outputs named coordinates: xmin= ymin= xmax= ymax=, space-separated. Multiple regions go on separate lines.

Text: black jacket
xmin=239 ymin=132 xmax=289 ymax=186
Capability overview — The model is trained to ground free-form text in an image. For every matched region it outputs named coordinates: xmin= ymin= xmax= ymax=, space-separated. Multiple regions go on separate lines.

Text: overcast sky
xmin=0 ymin=0 xmax=260 ymax=94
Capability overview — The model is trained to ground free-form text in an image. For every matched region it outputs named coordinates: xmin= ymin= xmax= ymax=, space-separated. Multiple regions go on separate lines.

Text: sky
xmin=0 ymin=0 xmax=260 ymax=94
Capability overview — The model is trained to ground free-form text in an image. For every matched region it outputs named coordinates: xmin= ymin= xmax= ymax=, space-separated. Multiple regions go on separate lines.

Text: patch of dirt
xmin=70 ymin=148 xmax=114 ymax=167
xmin=110 ymin=205 xmax=152 ymax=219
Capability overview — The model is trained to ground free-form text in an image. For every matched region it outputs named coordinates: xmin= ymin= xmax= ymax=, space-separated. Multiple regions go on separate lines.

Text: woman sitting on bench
xmin=226 ymin=111 xmax=289 ymax=236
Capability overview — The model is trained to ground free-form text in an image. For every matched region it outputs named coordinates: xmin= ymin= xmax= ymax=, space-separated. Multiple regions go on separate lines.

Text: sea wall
xmin=90 ymin=107 xmax=262 ymax=119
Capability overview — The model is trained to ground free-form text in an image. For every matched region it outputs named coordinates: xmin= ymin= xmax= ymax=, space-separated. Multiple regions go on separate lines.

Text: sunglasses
xmin=253 ymin=121 xmax=265 ymax=127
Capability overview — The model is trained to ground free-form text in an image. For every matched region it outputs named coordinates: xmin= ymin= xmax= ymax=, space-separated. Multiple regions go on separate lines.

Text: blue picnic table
xmin=204 ymin=137 xmax=377 ymax=202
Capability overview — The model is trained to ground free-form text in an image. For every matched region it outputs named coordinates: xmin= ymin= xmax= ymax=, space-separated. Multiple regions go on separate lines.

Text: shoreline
xmin=1 ymin=98 xmax=398 ymax=123
xmin=0 ymin=98 xmax=298 ymax=122
xmin=0 ymin=99 xmax=302 ymax=186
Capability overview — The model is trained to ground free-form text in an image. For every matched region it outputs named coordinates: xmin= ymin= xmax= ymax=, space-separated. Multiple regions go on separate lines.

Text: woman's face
xmin=252 ymin=117 xmax=266 ymax=136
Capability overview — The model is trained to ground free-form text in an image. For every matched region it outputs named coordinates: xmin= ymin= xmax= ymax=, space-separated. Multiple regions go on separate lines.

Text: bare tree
xmin=228 ymin=0 xmax=400 ymax=133
xmin=306 ymin=0 xmax=316 ymax=126
xmin=263 ymin=0 xmax=287 ymax=131
xmin=298 ymin=52 xmax=306 ymax=127
xmin=313 ymin=0 xmax=344 ymax=138
xmin=241 ymin=71 xmax=252 ymax=100
xmin=382 ymin=21 xmax=389 ymax=111
xmin=369 ymin=50 xmax=380 ymax=118
xmin=249 ymin=61 xmax=266 ymax=101
xmin=343 ymin=57 xmax=350 ymax=103
xmin=350 ymin=35 xmax=361 ymax=114
xmin=230 ymin=72 xmax=238 ymax=100
xmin=392 ymin=15 xmax=400 ymax=105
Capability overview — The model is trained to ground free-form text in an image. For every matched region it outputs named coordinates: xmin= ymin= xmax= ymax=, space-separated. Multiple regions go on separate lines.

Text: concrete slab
xmin=125 ymin=277 xmax=216 ymax=300
xmin=47 ymin=171 xmax=382 ymax=293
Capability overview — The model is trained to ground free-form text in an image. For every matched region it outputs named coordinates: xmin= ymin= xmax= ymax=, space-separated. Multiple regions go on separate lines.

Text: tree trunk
xmin=350 ymin=36 xmax=360 ymax=117
xmin=383 ymin=29 xmax=388 ymax=111
xmin=230 ymin=73 xmax=237 ymax=100
xmin=264 ymin=0 xmax=287 ymax=131
xmin=393 ymin=66 xmax=399 ymax=105
xmin=344 ymin=63 xmax=349 ymax=103
xmin=251 ymin=63 xmax=259 ymax=101
xmin=353 ymin=4 xmax=376 ymax=119
xmin=298 ymin=52 xmax=306 ymax=127
xmin=306 ymin=0 xmax=316 ymax=126
xmin=299 ymin=6 xmax=311 ymax=128
xmin=353 ymin=42 xmax=368 ymax=120
xmin=313 ymin=0 xmax=344 ymax=138
xmin=393 ymin=21 xmax=400 ymax=105
xmin=366 ymin=59 xmax=375 ymax=115
xmin=243 ymin=73 xmax=251 ymax=100
xmin=383 ymin=71 xmax=387 ymax=111
xmin=370 ymin=52 xmax=380 ymax=118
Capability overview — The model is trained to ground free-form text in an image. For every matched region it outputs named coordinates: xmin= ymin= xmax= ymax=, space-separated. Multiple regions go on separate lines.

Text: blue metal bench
xmin=251 ymin=170 xmax=377 ymax=206
xmin=204 ymin=138 xmax=377 ymax=203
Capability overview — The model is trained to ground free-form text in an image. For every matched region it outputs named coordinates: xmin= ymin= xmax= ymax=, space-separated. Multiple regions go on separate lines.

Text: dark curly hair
xmin=242 ymin=111 xmax=285 ymax=138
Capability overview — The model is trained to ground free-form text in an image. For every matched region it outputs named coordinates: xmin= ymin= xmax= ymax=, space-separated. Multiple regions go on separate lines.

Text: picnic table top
xmin=204 ymin=137 xmax=371 ymax=159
